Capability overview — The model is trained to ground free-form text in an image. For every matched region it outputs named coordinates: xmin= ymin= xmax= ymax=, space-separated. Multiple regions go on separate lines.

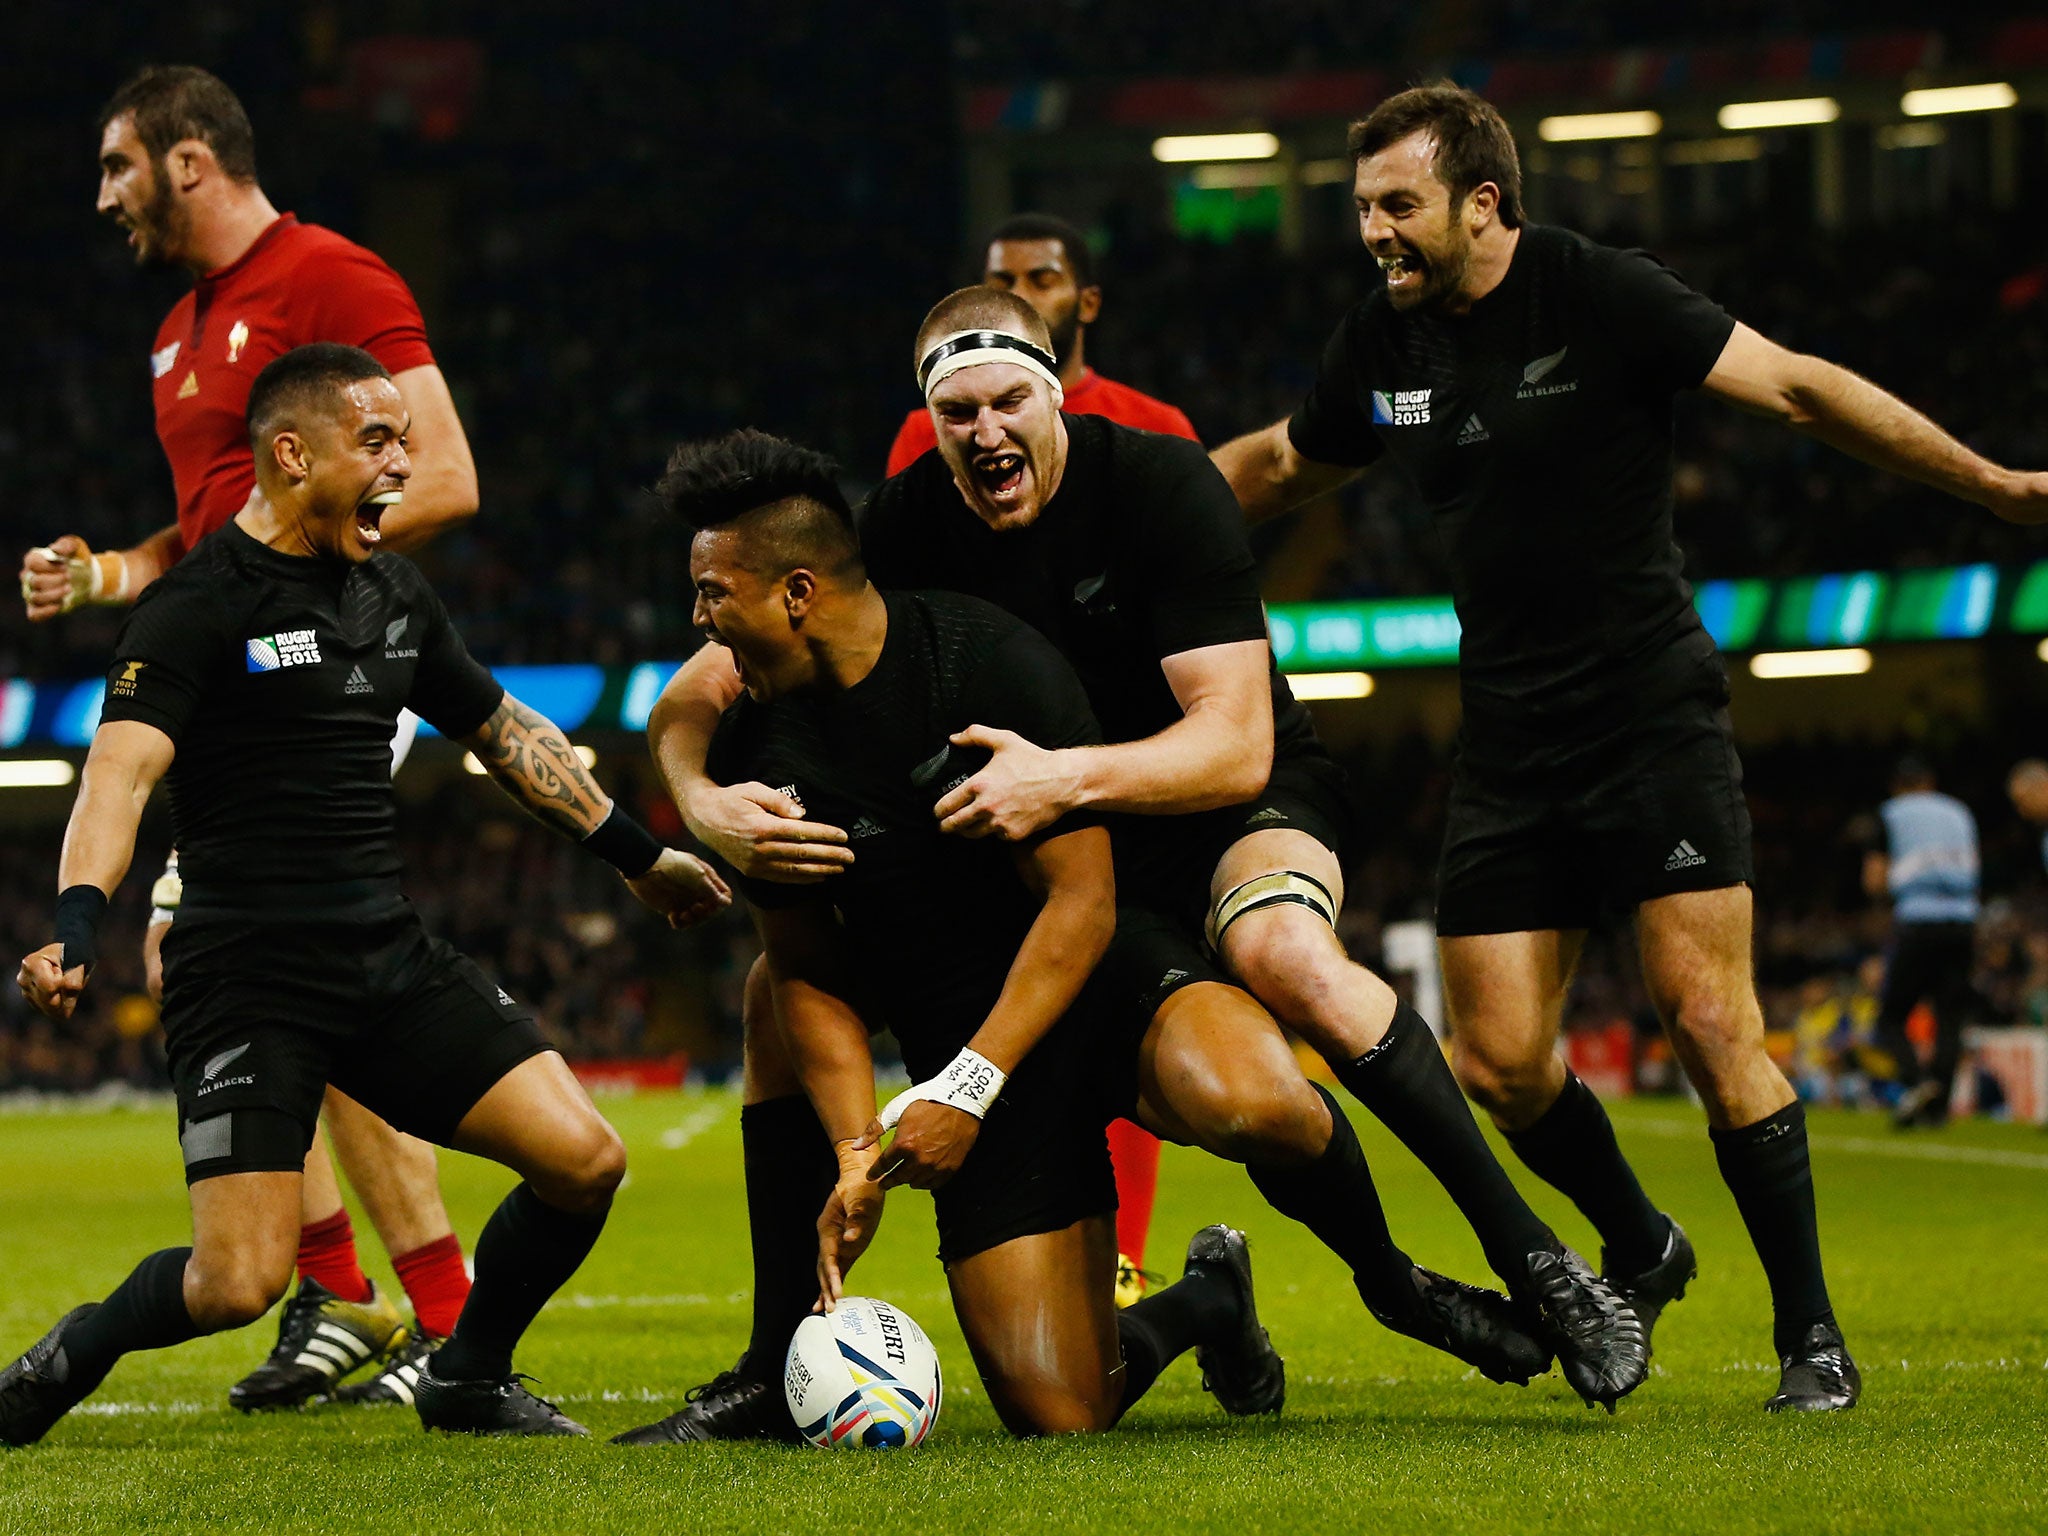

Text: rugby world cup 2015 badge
xmin=1371 ymin=388 xmax=1431 ymax=426
xmin=246 ymin=629 xmax=323 ymax=671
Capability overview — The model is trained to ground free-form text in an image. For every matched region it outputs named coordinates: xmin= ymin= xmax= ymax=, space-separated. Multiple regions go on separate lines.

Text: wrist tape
xmin=583 ymin=804 xmax=664 ymax=877
xmin=55 ymin=884 xmax=109 ymax=972
xmin=878 ymin=1047 xmax=1007 ymax=1128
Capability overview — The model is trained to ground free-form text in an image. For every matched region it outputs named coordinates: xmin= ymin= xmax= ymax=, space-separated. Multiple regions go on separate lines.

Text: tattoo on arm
xmin=466 ymin=693 xmax=611 ymax=837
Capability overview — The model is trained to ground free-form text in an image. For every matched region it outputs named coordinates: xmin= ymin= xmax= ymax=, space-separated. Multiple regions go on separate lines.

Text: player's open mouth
xmin=355 ymin=489 xmax=402 ymax=544
xmin=1377 ymin=251 xmax=1424 ymax=285
xmin=973 ymin=452 xmax=1027 ymax=499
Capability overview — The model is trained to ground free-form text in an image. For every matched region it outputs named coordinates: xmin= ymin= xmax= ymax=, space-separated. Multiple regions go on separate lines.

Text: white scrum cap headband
xmin=917 ymin=329 xmax=1065 ymax=407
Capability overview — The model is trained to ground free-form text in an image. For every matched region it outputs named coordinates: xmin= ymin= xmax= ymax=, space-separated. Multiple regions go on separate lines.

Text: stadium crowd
xmin=5 ymin=8 xmax=2046 ymax=1119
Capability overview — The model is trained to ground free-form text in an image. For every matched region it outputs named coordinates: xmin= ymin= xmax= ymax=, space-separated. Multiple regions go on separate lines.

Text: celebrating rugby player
xmin=646 ymin=292 xmax=1653 ymax=1438
xmin=619 ymin=430 xmax=1282 ymax=1441
xmin=18 ymin=65 xmax=483 ymax=1409
xmin=886 ymin=211 xmax=1199 ymax=1305
xmin=2 ymin=345 xmax=729 ymax=1447
xmin=1214 ymin=81 xmax=2047 ymax=1411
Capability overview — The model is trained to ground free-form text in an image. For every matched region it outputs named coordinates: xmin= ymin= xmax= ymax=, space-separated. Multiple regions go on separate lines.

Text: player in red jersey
xmin=888 ymin=214 xmax=1190 ymax=1305
xmin=884 ymin=213 xmax=1197 ymax=477
xmin=14 ymin=66 xmax=478 ymax=1411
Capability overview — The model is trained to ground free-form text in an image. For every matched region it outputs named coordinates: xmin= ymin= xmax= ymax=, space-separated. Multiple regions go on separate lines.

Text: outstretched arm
xmin=934 ymin=638 xmax=1275 ymax=840
xmin=1212 ymin=418 xmax=1364 ymax=524
xmin=461 ymin=690 xmax=728 ymax=927
xmin=755 ymin=904 xmax=885 ymax=1307
xmin=1703 ymin=323 xmax=2048 ymax=524
xmin=17 ymin=720 xmax=176 ymax=1019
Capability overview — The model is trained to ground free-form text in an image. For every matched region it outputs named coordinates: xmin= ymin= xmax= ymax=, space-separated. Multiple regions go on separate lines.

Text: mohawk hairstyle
xmin=656 ymin=429 xmax=862 ymax=581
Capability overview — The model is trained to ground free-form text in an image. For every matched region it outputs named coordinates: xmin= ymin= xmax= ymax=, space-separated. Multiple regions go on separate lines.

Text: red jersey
xmin=149 ymin=214 xmax=436 ymax=558
xmin=884 ymin=367 xmax=1199 ymax=477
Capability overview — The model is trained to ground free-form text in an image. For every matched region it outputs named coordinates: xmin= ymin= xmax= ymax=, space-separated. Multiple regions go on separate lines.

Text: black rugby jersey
xmin=1288 ymin=224 xmax=1737 ymax=761
xmin=859 ymin=414 xmax=1317 ymax=764
xmin=98 ymin=521 xmax=504 ymax=891
xmin=705 ymin=589 xmax=1102 ymax=1074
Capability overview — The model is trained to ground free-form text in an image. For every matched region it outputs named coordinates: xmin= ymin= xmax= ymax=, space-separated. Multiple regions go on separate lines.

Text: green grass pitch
xmin=1 ymin=1089 xmax=2043 ymax=1534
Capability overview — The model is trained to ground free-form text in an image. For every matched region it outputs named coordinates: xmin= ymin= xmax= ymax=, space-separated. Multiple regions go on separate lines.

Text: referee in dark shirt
xmin=1221 ymin=83 xmax=2047 ymax=1412
xmin=4 ymin=345 xmax=729 ymax=1446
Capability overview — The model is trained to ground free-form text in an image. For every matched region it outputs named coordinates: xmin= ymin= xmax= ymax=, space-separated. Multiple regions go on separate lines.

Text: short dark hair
xmin=987 ymin=212 xmax=1097 ymax=290
xmin=656 ymin=429 xmax=863 ymax=583
xmin=246 ymin=343 xmax=392 ymax=449
xmin=99 ymin=65 xmax=258 ymax=185
xmin=913 ymin=286 xmax=1053 ymax=377
xmin=1347 ymin=81 xmax=1523 ymax=228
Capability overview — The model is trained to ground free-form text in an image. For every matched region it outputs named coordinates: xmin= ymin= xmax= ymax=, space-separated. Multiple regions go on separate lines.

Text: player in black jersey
xmin=1213 ymin=83 xmax=2044 ymax=1411
xmin=651 ymin=300 xmax=1650 ymax=1431
xmin=2 ymin=346 xmax=730 ymax=1447
xmin=619 ymin=432 xmax=1291 ymax=1439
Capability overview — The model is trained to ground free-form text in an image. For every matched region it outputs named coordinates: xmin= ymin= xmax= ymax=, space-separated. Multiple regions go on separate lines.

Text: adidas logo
xmin=344 ymin=664 xmax=374 ymax=695
xmin=1456 ymin=412 xmax=1490 ymax=445
xmin=1158 ymin=967 xmax=1190 ymax=990
xmin=496 ymin=987 xmax=516 ymax=1008
xmin=1246 ymin=807 xmax=1290 ymax=826
xmin=1665 ymin=839 xmax=1707 ymax=871
xmin=847 ymin=816 xmax=885 ymax=840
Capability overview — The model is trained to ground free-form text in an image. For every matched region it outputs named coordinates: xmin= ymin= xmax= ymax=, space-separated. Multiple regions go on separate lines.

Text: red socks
xmin=392 ymin=1233 xmax=472 ymax=1339
xmin=1108 ymin=1119 xmax=1162 ymax=1268
xmin=296 ymin=1210 xmax=372 ymax=1303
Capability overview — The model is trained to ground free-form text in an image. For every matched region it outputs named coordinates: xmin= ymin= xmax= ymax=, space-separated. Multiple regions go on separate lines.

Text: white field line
xmin=74 ymin=1356 xmax=2044 ymax=1418
xmin=1625 ymin=1116 xmax=2048 ymax=1172
xmin=657 ymin=1105 xmax=726 ymax=1149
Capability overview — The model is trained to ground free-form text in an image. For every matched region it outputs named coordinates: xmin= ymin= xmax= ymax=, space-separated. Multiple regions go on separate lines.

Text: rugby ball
xmin=785 ymin=1297 xmax=942 ymax=1449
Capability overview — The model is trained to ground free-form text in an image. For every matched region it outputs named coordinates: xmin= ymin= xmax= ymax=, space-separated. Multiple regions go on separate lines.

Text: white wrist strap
xmin=878 ymin=1048 xmax=1007 ymax=1127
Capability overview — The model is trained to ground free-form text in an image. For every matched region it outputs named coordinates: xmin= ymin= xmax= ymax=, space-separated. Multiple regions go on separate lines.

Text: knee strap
xmin=1207 ymin=870 xmax=1337 ymax=951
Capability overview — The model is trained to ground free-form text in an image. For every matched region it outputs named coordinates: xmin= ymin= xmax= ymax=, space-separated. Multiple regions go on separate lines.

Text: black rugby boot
xmin=1363 ymin=1265 xmax=1552 ymax=1386
xmin=1765 ymin=1322 xmax=1861 ymax=1413
xmin=1520 ymin=1245 xmax=1648 ymax=1411
xmin=1602 ymin=1217 xmax=1697 ymax=1353
xmin=1187 ymin=1225 xmax=1285 ymax=1416
xmin=0 ymin=1305 xmax=99 ymax=1448
xmin=611 ymin=1355 xmax=800 ymax=1445
xmin=414 ymin=1359 xmax=586 ymax=1436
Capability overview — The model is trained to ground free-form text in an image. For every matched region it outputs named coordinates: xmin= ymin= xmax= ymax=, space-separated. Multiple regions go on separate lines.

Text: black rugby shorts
xmin=160 ymin=900 xmax=550 ymax=1182
xmin=924 ymin=1007 xmax=1123 ymax=1264
xmin=1436 ymin=693 xmax=1753 ymax=937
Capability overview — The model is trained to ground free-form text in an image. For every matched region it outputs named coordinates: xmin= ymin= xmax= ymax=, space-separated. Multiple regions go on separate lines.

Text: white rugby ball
xmin=785 ymin=1296 xmax=943 ymax=1449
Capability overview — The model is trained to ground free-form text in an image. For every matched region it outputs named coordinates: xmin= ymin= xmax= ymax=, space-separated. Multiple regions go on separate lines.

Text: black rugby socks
xmin=1711 ymin=1101 xmax=1837 ymax=1357
xmin=738 ymin=1095 xmax=840 ymax=1382
xmin=1245 ymin=1083 xmax=1415 ymax=1307
xmin=433 ymin=1184 xmax=608 ymax=1383
xmin=1113 ymin=1268 xmax=1237 ymax=1419
xmin=1334 ymin=1006 xmax=1556 ymax=1287
xmin=62 ymin=1247 xmax=201 ymax=1396
xmin=1504 ymin=1071 xmax=1670 ymax=1276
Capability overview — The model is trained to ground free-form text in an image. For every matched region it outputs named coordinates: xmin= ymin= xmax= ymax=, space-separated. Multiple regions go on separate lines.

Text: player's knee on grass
xmin=984 ymin=1373 xmax=1118 ymax=1437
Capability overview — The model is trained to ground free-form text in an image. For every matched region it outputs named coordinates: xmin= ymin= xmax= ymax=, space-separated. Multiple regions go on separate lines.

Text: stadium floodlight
xmin=1749 ymin=648 xmax=1872 ymax=679
xmin=1152 ymin=132 xmax=1280 ymax=163
xmin=1901 ymin=83 xmax=2017 ymax=117
xmin=1717 ymin=97 xmax=1839 ymax=131
xmin=1537 ymin=111 xmax=1662 ymax=143
xmin=0 ymin=759 xmax=76 ymax=789
xmin=1285 ymin=670 xmax=1375 ymax=699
